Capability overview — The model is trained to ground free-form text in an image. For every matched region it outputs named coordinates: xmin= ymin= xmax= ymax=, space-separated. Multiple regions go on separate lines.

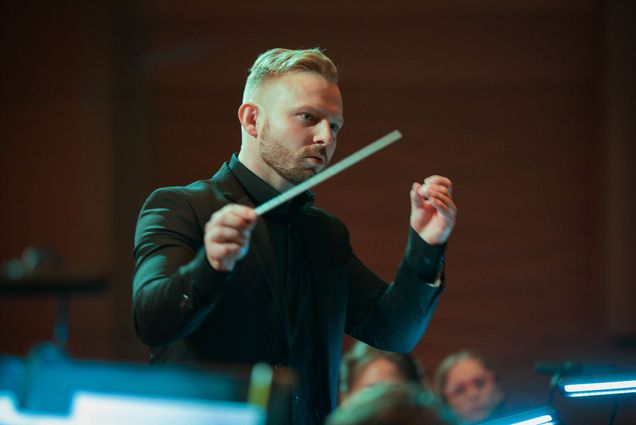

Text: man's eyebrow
xmin=292 ymin=103 xmax=343 ymax=121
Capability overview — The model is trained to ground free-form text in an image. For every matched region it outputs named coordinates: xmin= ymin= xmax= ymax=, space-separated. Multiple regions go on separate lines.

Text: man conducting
xmin=132 ymin=47 xmax=457 ymax=424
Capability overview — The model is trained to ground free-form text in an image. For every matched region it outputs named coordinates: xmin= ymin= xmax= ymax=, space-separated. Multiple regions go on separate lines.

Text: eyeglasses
xmin=444 ymin=372 xmax=495 ymax=399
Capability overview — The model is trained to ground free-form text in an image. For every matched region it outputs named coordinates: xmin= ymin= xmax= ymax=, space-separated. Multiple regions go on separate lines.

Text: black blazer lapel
xmin=212 ymin=163 xmax=288 ymax=339
xmin=250 ymin=217 xmax=288 ymax=335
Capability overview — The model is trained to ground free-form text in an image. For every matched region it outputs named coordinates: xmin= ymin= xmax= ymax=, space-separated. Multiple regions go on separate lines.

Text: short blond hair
xmin=243 ymin=48 xmax=338 ymax=101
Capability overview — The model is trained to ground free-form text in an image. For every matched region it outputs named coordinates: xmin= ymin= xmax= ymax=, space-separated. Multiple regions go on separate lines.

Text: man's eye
xmin=330 ymin=123 xmax=340 ymax=133
xmin=300 ymin=113 xmax=314 ymax=121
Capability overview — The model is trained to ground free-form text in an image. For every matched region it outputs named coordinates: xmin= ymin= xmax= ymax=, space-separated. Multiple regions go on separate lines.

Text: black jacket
xmin=132 ymin=159 xmax=445 ymax=423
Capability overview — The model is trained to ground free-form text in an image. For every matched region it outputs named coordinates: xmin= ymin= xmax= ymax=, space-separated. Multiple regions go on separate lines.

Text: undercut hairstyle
xmin=340 ymin=342 xmax=424 ymax=396
xmin=243 ymin=47 xmax=339 ymax=102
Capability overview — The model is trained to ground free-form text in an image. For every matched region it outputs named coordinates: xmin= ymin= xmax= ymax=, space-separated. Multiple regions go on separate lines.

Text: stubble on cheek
xmin=259 ymin=135 xmax=317 ymax=185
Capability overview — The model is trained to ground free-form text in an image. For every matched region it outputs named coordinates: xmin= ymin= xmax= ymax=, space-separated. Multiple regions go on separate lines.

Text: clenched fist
xmin=204 ymin=204 xmax=257 ymax=272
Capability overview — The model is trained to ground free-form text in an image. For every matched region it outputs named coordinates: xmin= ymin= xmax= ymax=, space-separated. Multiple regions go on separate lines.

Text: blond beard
xmin=259 ymin=121 xmax=327 ymax=185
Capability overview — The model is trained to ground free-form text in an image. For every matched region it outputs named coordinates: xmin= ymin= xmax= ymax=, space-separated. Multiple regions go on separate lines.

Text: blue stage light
xmin=510 ymin=416 xmax=555 ymax=425
xmin=559 ymin=373 xmax=636 ymax=398
xmin=0 ymin=390 xmax=265 ymax=425
xmin=479 ymin=406 xmax=557 ymax=425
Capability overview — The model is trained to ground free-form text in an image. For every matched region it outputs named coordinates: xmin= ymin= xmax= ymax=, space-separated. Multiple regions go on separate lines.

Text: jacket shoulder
xmin=138 ymin=179 xmax=229 ymax=235
xmin=151 ymin=177 xmax=223 ymax=201
xmin=149 ymin=179 xmax=225 ymax=204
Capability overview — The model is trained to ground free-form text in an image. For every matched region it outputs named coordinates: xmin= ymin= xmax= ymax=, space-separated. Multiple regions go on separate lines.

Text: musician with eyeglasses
xmin=434 ymin=351 xmax=506 ymax=423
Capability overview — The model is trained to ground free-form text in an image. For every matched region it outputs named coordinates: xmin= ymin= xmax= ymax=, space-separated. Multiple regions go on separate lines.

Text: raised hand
xmin=410 ymin=175 xmax=457 ymax=245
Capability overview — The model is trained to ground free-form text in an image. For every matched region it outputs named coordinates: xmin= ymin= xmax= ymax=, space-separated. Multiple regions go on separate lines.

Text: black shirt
xmin=229 ymin=154 xmax=321 ymax=424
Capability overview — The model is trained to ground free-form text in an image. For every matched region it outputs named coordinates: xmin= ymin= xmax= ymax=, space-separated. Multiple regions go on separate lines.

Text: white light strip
xmin=566 ymin=388 xmax=636 ymax=398
xmin=510 ymin=415 xmax=553 ymax=425
xmin=564 ymin=379 xmax=636 ymax=393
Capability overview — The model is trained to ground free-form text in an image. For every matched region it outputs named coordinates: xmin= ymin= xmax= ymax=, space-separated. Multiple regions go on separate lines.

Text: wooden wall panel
xmin=0 ymin=3 xmax=114 ymax=359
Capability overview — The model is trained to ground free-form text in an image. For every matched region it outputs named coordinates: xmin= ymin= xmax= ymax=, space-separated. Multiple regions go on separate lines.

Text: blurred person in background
xmin=328 ymin=383 xmax=456 ymax=425
xmin=340 ymin=341 xmax=426 ymax=404
xmin=434 ymin=351 xmax=505 ymax=424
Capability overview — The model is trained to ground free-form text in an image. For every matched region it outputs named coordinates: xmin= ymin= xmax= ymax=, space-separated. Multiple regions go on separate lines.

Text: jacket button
xmin=179 ymin=294 xmax=191 ymax=309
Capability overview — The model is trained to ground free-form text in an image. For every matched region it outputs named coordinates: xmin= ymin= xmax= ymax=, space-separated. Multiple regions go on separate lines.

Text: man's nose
xmin=314 ymin=119 xmax=335 ymax=145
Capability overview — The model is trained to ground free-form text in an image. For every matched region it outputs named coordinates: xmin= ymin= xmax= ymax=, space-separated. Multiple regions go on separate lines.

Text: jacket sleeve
xmin=132 ymin=187 xmax=231 ymax=347
xmin=345 ymin=228 xmax=445 ymax=352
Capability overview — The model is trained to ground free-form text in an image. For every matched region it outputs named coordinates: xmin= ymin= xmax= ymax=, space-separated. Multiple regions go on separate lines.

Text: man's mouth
xmin=302 ymin=146 xmax=328 ymax=168
xmin=305 ymin=155 xmax=324 ymax=165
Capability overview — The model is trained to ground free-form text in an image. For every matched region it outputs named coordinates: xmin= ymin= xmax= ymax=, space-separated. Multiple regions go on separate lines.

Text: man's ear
xmin=238 ymin=103 xmax=259 ymax=138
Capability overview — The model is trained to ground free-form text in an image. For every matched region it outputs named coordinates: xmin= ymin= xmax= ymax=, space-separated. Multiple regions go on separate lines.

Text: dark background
xmin=1 ymin=1 xmax=635 ymax=423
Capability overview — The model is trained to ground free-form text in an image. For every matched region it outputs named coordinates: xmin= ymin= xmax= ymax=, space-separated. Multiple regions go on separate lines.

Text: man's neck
xmin=237 ymin=149 xmax=293 ymax=192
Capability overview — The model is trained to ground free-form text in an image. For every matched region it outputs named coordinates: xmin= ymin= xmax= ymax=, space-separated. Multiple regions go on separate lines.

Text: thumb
xmin=410 ymin=182 xmax=428 ymax=209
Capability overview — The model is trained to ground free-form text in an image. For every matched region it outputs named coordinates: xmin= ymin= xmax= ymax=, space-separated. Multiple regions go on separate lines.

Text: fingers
xmin=207 ymin=225 xmax=249 ymax=245
xmin=206 ymin=241 xmax=248 ymax=262
xmin=209 ymin=204 xmax=257 ymax=233
xmin=423 ymin=175 xmax=452 ymax=193
xmin=412 ymin=176 xmax=457 ymax=216
xmin=205 ymin=204 xmax=257 ymax=271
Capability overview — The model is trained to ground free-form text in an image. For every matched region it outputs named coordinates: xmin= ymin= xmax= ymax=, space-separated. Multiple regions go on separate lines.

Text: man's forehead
xmin=263 ymin=72 xmax=343 ymax=115
xmin=264 ymin=71 xmax=339 ymax=97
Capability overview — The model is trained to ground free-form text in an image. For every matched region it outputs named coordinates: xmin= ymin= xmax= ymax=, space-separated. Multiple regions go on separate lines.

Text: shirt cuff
xmin=405 ymin=228 xmax=446 ymax=285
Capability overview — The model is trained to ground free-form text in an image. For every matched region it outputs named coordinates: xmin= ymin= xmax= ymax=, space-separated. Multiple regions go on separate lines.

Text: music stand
xmin=0 ymin=275 xmax=107 ymax=352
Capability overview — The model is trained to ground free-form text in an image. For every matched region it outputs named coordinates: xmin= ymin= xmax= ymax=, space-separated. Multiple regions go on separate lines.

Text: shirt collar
xmin=228 ymin=154 xmax=315 ymax=216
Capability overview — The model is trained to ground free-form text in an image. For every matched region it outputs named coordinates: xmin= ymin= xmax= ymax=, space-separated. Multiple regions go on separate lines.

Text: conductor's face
xmin=257 ymin=71 xmax=343 ymax=187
